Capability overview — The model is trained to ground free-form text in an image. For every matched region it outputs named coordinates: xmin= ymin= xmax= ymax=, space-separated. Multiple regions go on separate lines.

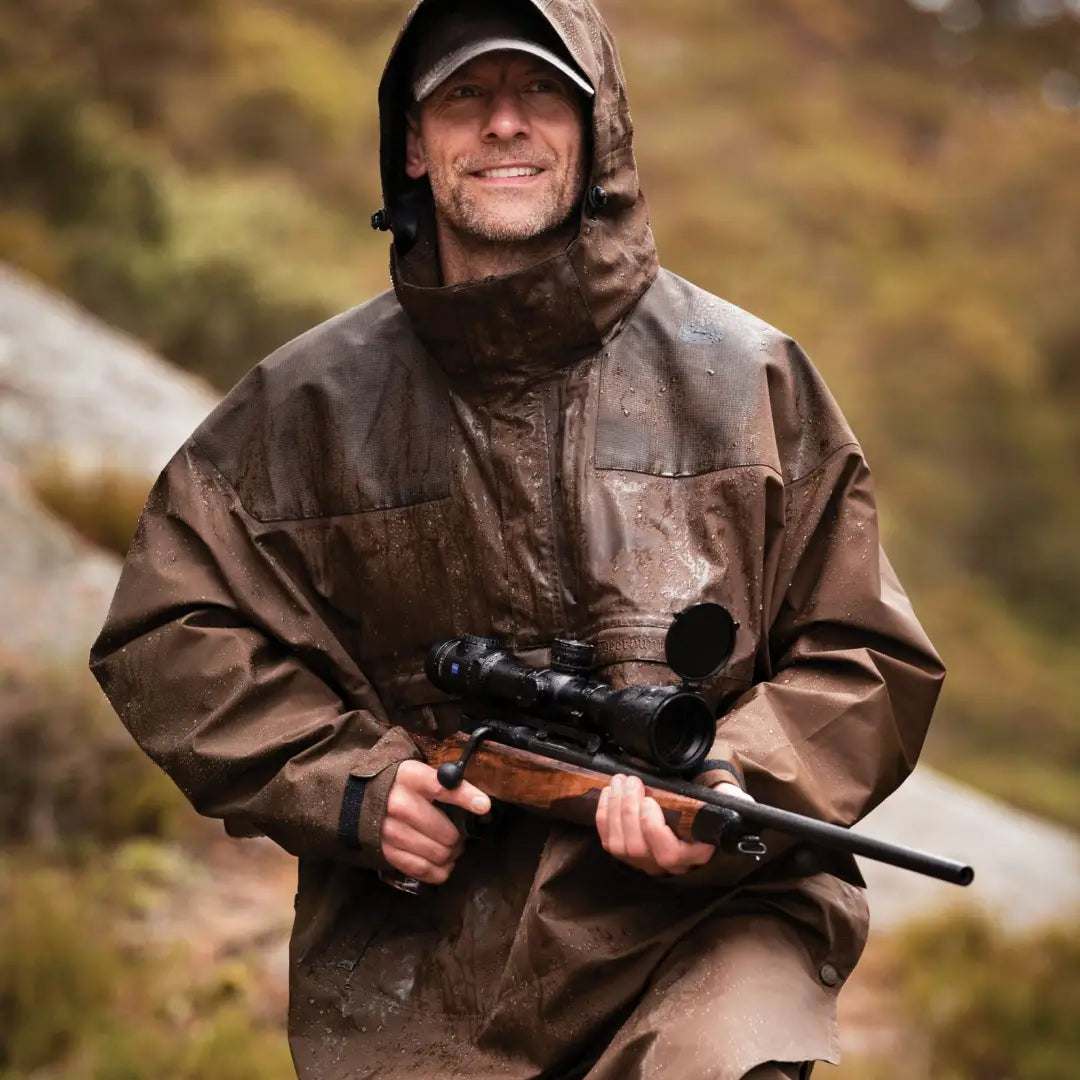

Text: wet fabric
xmin=90 ymin=0 xmax=944 ymax=1077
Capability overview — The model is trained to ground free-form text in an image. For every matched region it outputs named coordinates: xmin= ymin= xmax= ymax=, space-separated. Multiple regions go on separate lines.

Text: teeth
xmin=477 ymin=167 xmax=541 ymax=178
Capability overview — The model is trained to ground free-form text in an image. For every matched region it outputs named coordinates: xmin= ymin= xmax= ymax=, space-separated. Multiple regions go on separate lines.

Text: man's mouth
xmin=472 ymin=166 xmax=543 ymax=179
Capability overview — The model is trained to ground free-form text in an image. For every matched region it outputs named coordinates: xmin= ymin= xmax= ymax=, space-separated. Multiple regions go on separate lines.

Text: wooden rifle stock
xmin=416 ymin=731 xmax=706 ymax=841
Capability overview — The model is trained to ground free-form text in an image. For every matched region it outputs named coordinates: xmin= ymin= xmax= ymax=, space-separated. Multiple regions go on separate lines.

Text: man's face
xmin=405 ymin=51 xmax=586 ymax=245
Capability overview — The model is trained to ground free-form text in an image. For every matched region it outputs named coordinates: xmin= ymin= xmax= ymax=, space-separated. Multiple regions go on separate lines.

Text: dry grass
xmin=0 ymin=855 xmax=294 ymax=1079
xmin=28 ymin=458 xmax=151 ymax=559
xmin=828 ymin=909 xmax=1080 ymax=1080
xmin=0 ymin=657 xmax=292 ymax=1078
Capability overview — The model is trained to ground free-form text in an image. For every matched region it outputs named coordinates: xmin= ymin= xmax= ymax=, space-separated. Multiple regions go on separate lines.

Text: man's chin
xmin=457 ymin=209 xmax=574 ymax=246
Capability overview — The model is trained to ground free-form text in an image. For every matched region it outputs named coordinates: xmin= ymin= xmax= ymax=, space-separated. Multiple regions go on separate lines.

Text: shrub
xmin=0 ymin=664 xmax=192 ymax=850
xmin=0 ymin=864 xmax=118 ymax=1072
xmin=894 ymin=910 xmax=1080 ymax=1080
xmin=29 ymin=459 xmax=150 ymax=560
xmin=63 ymin=246 xmax=332 ymax=388
xmin=0 ymin=84 xmax=168 ymax=243
xmin=0 ymin=857 xmax=295 ymax=1079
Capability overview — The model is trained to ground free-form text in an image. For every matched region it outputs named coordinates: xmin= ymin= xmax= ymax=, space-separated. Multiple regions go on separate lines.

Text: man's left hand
xmin=596 ymin=773 xmax=751 ymax=877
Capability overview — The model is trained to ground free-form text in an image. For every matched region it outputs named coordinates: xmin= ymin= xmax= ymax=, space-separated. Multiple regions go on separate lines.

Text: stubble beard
xmin=428 ymin=149 xmax=584 ymax=257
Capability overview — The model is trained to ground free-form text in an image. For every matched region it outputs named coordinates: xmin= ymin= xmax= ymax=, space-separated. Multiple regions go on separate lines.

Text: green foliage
xmin=0 ymin=865 xmax=117 ymax=1072
xmin=830 ymin=911 xmax=1080 ymax=1080
xmin=0 ymin=84 xmax=166 ymax=241
xmin=895 ymin=911 xmax=1080 ymax=1080
xmin=62 ymin=245 xmax=333 ymax=387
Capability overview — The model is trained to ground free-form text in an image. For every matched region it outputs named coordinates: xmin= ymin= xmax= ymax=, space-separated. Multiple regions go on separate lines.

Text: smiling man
xmin=91 ymin=1 xmax=944 ymax=1078
xmin=404 ymin=26 xmax=588 ymax=280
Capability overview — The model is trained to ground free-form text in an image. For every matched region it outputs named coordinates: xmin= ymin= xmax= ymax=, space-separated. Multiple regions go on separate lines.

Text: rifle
xmin=404 ymin=604 xmax=974 ymax=891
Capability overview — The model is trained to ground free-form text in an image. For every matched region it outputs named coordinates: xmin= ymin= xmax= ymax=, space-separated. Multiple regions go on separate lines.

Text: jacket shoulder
xmin=193 ymin=290 xmax=450 ymax=521
xmin=599 ymin=269 xmax=856 ymax=482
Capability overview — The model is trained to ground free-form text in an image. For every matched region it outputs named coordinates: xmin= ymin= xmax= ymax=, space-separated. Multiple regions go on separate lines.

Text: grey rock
xmin=857 ymin=767 xmax=1080 ymax=930
xmin=0 ymin=263 xmax=217 ymax=475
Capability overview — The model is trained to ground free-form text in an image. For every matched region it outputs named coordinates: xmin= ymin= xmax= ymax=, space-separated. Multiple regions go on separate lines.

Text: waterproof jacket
xmin=90 ymin=1 xmax=944 ymax=1077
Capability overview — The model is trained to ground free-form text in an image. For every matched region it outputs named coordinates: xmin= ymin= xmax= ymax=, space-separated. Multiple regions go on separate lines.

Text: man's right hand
xmin=381 ymin=760 xmax=491 ymax=884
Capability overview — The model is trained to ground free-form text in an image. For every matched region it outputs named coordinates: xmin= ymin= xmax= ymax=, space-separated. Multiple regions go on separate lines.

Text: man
xmin=90 ymin=1 xmax=944 ymax=1078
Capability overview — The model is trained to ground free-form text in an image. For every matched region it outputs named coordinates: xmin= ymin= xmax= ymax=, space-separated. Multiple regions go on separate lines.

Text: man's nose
xmin=482 ymin=91 xmax=530 ymax=141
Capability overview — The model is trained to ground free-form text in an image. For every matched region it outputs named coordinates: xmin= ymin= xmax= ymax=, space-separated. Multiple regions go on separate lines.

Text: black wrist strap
xmin=337 ymin=775 xmax=368 ymax=849
xmin=699 ymin=758 xmax=746 ymax=790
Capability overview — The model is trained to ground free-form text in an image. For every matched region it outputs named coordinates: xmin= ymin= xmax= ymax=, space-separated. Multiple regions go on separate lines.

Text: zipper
xmin=542 ymin=374 xmax=582 ymax=639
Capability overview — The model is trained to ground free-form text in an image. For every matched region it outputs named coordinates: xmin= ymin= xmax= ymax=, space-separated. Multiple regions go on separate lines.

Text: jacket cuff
xmin=337 ymin=726 xmax=421 ymax=870
xmin=694 ymin=753 xmax=747 ymax=792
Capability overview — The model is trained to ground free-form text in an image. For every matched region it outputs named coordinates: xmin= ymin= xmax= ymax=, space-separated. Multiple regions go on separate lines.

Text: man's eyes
xmin=447 ymin=84 xmax=483 ymax=99
xmin=443 ymin=79 xmax=565 ymax=100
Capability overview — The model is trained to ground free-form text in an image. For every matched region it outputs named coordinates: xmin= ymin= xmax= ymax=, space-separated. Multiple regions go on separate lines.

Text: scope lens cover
xmin=665 ymin=603 xmax=737 ymax=682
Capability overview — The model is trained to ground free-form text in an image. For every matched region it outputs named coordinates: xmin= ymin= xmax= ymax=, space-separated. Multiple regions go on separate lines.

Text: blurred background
xmin=0 ymin=0 xmax=1077 ymax=1077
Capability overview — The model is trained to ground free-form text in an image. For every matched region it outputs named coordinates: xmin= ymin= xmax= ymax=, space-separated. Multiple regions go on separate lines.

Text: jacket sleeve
xmin=703 ymin=446 xmax=944 ymax=815
xmin=89 ymin=440 xmax=420 ymax=869
xmin=686 ymin=344 xmax=945 ymax=886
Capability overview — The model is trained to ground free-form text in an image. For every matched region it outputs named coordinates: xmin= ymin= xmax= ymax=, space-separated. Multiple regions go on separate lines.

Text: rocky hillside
xmin=0 ymin=263 xmax=217 ymax=662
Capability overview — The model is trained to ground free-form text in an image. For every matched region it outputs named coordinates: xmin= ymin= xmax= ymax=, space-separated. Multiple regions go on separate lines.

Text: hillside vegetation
xmin=1 ymin=0 xmax=1079 ymax=833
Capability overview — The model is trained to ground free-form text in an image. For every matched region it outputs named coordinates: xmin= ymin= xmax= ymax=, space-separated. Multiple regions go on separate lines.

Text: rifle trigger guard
xmin=437 ymin=725 xmax=494 ymax=790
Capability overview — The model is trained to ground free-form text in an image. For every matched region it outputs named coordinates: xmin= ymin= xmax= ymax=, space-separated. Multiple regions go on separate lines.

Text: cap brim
xmin=413 ymin=37 xmax=594 ymax=102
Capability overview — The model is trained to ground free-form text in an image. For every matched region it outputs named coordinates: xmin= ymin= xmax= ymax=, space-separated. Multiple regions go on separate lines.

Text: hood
xmin=375 ymin=0 xmax=660 ymax=388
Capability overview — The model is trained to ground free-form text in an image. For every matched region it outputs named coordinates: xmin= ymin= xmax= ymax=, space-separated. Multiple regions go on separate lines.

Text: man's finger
xmin=596 ymin=783 xmax=611 ymax=843
xmin=713 ymin=780 xmax=754 ymax=802
xmin=640 ymin=797 xmax=715 ymax=871
xmin=395 ymin=760 xmax=489 ymax=815
xmin=383 ymin=817 xmax=460 ymax=867
xmin=620 ymin=776 xmax=650 ymax=859
xmin=382 ymin=845 xmax=455 ymax=886
xmin=387 ymin=786 xmax=463 ymax=847
xmin=604 ymin=774 xmax=627 ymax=854
xmin=638 ymin=795 xmax=683 ymax=867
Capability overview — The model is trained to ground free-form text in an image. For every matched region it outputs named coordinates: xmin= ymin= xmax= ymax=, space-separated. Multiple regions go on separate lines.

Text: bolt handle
xmin=435 ymin=725 xmax=494 ymax=791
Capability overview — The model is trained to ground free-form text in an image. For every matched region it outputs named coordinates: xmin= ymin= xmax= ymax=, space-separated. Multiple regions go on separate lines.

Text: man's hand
xmin=381 ymin=760 xmax=491 ymax=884
xmin=596 ymin=773 xmax=752 ymax=877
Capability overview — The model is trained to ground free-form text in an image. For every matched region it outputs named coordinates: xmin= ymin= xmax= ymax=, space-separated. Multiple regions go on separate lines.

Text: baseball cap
xmin=410 ymin=0 xmax=594 ymax=103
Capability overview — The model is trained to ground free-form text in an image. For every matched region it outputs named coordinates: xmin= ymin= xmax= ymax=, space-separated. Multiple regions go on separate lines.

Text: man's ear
xmin=404 ymin=112 xmax=428 ymax=180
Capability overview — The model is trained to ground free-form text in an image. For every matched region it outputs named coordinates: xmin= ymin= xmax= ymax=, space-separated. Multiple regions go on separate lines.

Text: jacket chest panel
xmin=570 ymin=461 xmax=776 ymax=685
xmin=283 ymin=383 xmax=584 ymax=686
xmin=283 ymin=369 xmax=775 ymax=699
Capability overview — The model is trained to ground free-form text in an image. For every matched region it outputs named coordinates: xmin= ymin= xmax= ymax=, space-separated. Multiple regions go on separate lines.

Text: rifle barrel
xmin=699 ymin=786 xmax=974 ymax=886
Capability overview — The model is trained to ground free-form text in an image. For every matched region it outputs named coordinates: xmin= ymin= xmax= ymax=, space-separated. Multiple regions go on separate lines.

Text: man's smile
xmin=471 ymin=165 xmax=545 ymax=181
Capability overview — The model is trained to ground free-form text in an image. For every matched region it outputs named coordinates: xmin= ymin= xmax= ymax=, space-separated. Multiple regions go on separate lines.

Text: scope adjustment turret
xmin=551 ymin=638 xmax=594 ymax=676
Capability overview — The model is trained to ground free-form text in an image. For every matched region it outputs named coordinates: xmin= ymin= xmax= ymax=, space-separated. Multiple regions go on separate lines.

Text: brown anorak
xmin=90 ymin=1 xmax=944 ymax=1076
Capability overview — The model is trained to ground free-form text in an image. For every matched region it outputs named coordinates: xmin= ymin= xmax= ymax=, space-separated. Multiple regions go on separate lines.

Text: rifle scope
xmin=425 ymin=606 xmax=738 ymax=775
